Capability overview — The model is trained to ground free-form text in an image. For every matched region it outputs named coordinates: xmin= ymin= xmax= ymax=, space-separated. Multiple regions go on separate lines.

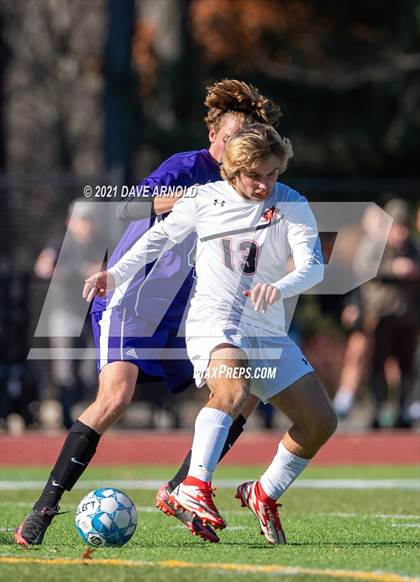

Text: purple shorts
xmin=91 ymin=308 xmax=193 ymax=394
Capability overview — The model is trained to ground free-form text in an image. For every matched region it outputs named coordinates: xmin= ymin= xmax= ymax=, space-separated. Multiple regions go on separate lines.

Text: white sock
xmin=188 ymin=407 xmax=233 ymax=483
xmin=259 ymin=441 xmax=310 ymax=500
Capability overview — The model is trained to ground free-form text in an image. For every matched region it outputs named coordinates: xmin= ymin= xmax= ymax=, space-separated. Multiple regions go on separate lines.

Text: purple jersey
xmin=92 ymin=149 xmax=220 ymax=329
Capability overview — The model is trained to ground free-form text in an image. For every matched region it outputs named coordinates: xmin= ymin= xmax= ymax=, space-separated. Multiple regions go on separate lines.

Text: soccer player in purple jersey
xmin=16 ymin=80 xmax=281 ymax=546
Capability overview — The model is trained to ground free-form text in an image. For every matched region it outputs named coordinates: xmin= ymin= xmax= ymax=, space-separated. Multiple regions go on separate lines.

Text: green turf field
xmin=0 ymin=465 xmax=419 ymax=582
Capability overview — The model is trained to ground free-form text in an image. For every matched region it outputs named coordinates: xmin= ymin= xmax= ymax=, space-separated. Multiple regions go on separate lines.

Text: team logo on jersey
xmin=261 ymin=206 xmax=278 ymax=222
xmin=213 ymin=199 xmax=226 ymax=207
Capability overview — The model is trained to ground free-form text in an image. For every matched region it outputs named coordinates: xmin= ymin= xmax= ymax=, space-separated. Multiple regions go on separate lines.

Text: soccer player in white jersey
xmin=83 ymin=124 xmax=337 ymax=545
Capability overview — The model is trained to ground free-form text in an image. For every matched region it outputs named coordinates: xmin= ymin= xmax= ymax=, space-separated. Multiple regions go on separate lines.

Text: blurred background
xmin=0 ymin=0 xmax=418 ymax=433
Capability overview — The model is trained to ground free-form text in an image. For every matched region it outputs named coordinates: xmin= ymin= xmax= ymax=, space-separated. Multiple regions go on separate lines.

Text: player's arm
xmin=273 ymin=199 xmax=324 ymax=298
xmin=83 ymin=196 xmax=197 ymax=301
xmin=116 ymin=159 xmax=195 ymax=220
xmin=245 ymin=199 xmax=324 ymax=313
xmin=116 ymin=189 xmax=177 ymax=220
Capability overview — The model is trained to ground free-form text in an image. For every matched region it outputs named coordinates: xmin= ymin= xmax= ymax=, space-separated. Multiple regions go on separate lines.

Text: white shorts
xmin=185 ymin=314 xmax=313 ymax=403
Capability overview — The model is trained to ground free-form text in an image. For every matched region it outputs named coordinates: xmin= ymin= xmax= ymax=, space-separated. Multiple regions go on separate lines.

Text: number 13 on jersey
xmin=221 ymin=238 xmax=259 ymax=275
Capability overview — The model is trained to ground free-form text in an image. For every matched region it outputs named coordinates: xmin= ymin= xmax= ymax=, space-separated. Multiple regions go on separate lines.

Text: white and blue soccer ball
xmin=75 ymin=488 xmax=137 ymax=547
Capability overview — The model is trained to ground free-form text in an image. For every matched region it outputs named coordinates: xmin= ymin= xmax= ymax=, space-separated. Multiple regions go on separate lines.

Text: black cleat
xmin=15 ymin=506 xmax=60 ymax=546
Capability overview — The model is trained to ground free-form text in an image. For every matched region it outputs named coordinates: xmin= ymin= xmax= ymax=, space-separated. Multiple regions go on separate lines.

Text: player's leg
xmin=169 ymin=345 xmax=250 ymax=529
xmin=41 ymin=361 xmax=138 ymax=504
xmin=156 ymin=393 xmax=259 ymax=543
xmin=236 ymin=372 xmax=337 ymax=544
xmin=156 ymin=333 xmax=259 ymax=542
xmin=15 ymin=361 xmax=138 ymax=546
xmin=166 ymin=392 xmax=259 ymax=492
xmin=78 ymin=361 xmax=138 ymax=432
xmin=270 ymin=372 xmax=337 ymax=459
xmin=186 ymin=344 xmax=250 ymax=482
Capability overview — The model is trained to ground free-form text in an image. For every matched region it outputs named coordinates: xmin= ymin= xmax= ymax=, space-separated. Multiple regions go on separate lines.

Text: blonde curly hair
xmin=221 ymin=123 xmax=293 ymax=184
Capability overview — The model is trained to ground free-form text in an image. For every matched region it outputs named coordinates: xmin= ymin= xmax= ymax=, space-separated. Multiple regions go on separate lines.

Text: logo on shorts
xmin=302 ymin=357 xmax=309 ymax=366
xmin=126 ymin=348 xmax=138 ymax=359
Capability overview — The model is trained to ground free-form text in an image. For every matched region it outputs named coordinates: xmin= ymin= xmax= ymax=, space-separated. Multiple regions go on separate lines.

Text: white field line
xmin=319 ymin=512 xmax=420 ymax=520
xmin=1 ymin=522 xmax=418 ymax=532
xmin=1 ymin=478 xmax=419 ymax=491
xmin=1 ymin=501 xmax=418 ymax=523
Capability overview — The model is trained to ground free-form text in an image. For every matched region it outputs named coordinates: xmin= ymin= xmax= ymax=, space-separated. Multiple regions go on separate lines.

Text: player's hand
xmin=243 ymin=283 xmax=280 ymax=313
xmin=83 ymin=271 xmax=116 ymax=302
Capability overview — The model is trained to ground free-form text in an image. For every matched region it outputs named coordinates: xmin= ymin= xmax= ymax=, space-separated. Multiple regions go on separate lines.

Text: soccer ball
xmin=75 ymin=488 xmax=137 ymax=547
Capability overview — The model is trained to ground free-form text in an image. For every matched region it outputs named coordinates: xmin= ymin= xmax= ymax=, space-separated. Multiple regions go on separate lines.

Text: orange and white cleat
xmin=236 ymin=481 xmax=286 ymax=545
xmin=169 ymin=478 xmax=226 ymax=531
xmin=155 ymin=482 xmax=219 ymax=543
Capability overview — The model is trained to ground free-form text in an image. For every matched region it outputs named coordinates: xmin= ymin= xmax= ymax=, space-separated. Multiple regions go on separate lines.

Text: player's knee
xmin=210 ymin=378 xmax=250 ymax=416
xmin=111 ymin=391 xmax=133 ymax=416
xmin=228 ymin=380 xmax=250 ymax=412
xmin=95 ymin=380 xmax=134 ymax=417
xmin=316 ymin=406 xmax=337 ymax=443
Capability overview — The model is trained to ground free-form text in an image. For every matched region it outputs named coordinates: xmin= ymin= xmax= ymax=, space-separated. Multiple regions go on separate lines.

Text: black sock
xmin=218 ymin=414 xmax=247 ymax=460
xmin=168 ymin=451 xmax=192 ymax=492
xmin=34 ymin=420 xmax=101 ymax=510
xmin=168 ymin=414 xmax=247 ymax=491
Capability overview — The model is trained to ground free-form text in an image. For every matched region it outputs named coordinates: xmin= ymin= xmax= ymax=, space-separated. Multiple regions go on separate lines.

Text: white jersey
xmin=109 ymin=181 xmax=323 ymax=337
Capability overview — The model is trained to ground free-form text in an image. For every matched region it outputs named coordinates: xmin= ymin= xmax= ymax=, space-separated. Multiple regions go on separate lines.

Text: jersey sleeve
xmin=272 ymin=197 xmax=324 ymax=298
xmin=108 ymin=195 xmax=197 ymax=286
xmin=116 ymin=154 xmax=196 ymax=221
